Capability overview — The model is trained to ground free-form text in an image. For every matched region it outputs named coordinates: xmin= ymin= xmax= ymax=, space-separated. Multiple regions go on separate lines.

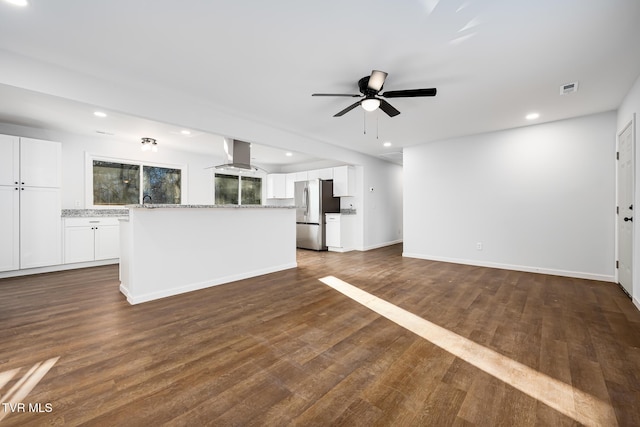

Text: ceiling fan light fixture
xmin=361 ymin=98 xmax=381 ymax=112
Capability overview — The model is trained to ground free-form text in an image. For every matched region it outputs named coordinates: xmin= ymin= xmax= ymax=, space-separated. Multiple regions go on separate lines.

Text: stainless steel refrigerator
xmin=295 ymin=179 xmax=340 ymax=250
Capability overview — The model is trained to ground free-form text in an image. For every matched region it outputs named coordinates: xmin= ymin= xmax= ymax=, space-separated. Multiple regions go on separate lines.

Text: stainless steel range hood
xmin=215 ymin=138 xmax=258 ymax=171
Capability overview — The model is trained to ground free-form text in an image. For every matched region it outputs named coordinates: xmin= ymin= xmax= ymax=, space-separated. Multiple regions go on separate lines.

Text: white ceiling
xmin=0 ymin=0 xmax=639 ymax=165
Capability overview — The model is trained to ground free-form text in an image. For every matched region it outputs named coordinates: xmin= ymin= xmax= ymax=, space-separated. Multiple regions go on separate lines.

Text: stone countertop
xmin=126 ymin=204 xmax=297 ymax=209
xmin=61 ymin=209 xmax=129 ymax=218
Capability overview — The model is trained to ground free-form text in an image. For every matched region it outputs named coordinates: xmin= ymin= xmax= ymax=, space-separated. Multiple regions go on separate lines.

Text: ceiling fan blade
xmin=379 ymin=99 xmax=400 ymax=117
xmin=334 ymin=101 xmax=361 ymax=117
xmin=312 ymin=93 xmax=361 ymax=97
xmin=367 ymin=70 xmax=388 ymax=92
xmin=381 ymin=88 xmax=437 ymax=98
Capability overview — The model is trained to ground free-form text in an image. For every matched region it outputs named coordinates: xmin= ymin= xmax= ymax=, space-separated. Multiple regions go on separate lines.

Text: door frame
xmin=616 ymin=114 xmax=636 ymax=300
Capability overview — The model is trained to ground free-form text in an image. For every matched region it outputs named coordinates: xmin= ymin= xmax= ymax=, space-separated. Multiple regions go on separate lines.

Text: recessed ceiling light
xmin=526 ymin=113 xmax=540 ymax=120
xmin=180 ymin=130 xmax=191 ymax=135
xmin=4 ymin=0 xmax=28 ymax=6
xmin=94 ymin=111 xmax=107 ymax=118
xmin=285 ymin=152 xmax=293 ymax=157
xmin=383 ymin=141 xmax=392 ymax=147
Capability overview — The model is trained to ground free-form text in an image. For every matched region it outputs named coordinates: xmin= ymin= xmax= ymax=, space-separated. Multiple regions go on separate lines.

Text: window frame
xmin=214 ymin=172 xmax=263 ymax=205
xmin=86 ymin=153 xmax=188 ymax=208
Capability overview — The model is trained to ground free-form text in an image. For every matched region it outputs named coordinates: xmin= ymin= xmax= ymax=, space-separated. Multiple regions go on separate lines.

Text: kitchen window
xmin=143 ymin=166 xmax=181 ymax=204
xmin=91 ymin=159 xmax=183 ymax=206
xmin=93 ymin=161 xmax=140 ymax=205
xmin=214 ymin=173 xmax=262 ymax=205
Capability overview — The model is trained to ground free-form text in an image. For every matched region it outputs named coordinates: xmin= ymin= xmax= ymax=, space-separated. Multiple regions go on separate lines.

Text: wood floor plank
xmin=1 ymin=244 xmax=639 ymax=425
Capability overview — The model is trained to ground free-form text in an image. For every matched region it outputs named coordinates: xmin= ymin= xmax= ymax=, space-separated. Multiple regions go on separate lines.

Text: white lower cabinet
xmin=325 ymin=213 xmax=356 ymax=252
xmin=64 ymin=218 xmax=120 ymax=263
xmin=325 ymin=213 xmax=341 ymax=248
xmin=95 ymin=224 xmax=120 ymax=260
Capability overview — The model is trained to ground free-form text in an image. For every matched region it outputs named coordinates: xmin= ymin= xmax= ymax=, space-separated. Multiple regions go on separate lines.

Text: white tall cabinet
xmin=0 ymin=185 xmax=19 ymax=271
xmin=0 ymin=135 xmax=62 ymax=272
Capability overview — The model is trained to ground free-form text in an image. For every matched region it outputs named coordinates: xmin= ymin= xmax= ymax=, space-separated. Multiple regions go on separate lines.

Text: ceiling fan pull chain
xmin=363 ymin=110 xmax=366 ymax=135
xmin=376 ymin=112 xmax=379 ymax=139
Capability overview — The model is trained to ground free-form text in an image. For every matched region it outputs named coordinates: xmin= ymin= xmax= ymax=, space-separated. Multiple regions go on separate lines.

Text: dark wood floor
xmin=0 ymin=244 xmax=639 ymax=426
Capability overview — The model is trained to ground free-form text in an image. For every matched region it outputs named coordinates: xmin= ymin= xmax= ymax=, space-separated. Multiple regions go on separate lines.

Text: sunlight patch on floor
xmin=319 ymin=276 xmax=617 ymax=427
xmin=0 ymin=357 xmax=59 ymax=422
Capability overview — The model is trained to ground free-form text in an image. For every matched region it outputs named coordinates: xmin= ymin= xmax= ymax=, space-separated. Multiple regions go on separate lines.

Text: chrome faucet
xmin=143 ymin=194 xmax=152 ymax=204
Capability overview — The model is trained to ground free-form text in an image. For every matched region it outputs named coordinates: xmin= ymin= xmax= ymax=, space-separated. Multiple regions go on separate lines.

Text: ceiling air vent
xmin=560 ymin=81 xmax=579 ymax=95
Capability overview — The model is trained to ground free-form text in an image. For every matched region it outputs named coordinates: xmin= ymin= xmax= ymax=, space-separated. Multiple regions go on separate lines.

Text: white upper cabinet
xmin=19 ymin=137 xmax=62 ymax=188
xmin=285 ymin=173 xmax=295 ymax=198
xmin=333 ymin=165 xmax=355 ymax=197
xmin=0 ymin=135 xmax=19 ymax=185
xmin=294 ymin=171 xmax=308 ymax=182
xmin=267 ymin=173 xmax=296 ymax=199
xmin=318 ymin=168 xmax=333 ymax=180
xmin=0 ymin=136 xmax=61 ymax=187
xmin=266 ymin=174 xmax=287 ymax=199
xmin=307 ymin=168 xmax=333 ymax=180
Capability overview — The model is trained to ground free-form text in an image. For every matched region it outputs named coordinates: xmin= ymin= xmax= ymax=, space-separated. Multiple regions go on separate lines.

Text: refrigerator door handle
xmin=304 ymin=187 xmax=310 ymax=219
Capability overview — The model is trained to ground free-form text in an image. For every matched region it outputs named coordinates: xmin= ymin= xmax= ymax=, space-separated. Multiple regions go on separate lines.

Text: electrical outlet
xmin=74 ymin=200 xmax=81 ymax=208
xmin=476 ymin=242 xmax=483 ymax=251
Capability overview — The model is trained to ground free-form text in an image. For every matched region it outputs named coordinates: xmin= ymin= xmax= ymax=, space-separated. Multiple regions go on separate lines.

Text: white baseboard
xmin=0 ymin=259 xmax=119 ymax=279
xmin=122 ymin=262 xmax=298 ymax=305
xmin=402 ymin=252 xmax=616 ymax=283
xmin=363 ymin=239 xmax=403 ymax=251
xmin=634 ymin=296 xmax=640 ymax=312
xmin=328 ymin=247 xmax=351 ymax=253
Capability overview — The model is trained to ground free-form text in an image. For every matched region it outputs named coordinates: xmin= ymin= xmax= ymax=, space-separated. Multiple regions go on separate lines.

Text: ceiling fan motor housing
xmin=358 ymin=76 xmax=381 ymax=96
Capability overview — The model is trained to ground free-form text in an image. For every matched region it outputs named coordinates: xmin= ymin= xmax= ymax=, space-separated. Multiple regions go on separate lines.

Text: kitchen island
xmin=119 ymin=204 xmax=296 ymax=304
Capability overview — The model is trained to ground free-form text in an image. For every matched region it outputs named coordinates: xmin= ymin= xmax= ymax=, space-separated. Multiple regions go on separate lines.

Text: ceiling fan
xmin=312 ymin=70 xmax=437 ymax=117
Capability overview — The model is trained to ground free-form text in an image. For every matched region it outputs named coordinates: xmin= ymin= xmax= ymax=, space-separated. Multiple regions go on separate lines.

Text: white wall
xmin=404 ymin=111 xmax=617 ymax=281
xmin=617 ymin=73 xmax=640 ymax=309
xmin=362 ymin=161 xmax=403 ymax=249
